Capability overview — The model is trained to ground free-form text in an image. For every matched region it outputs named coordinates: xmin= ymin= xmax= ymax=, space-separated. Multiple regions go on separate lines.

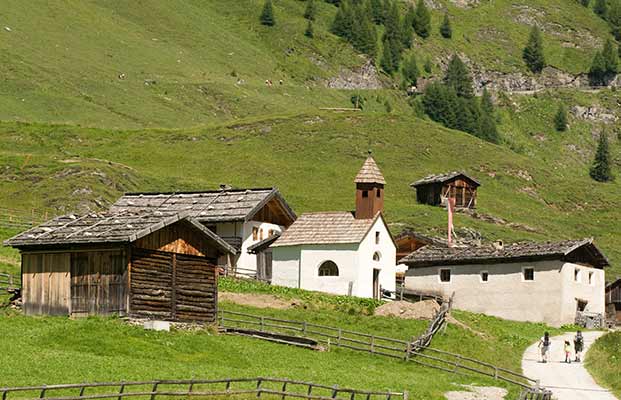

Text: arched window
xmin=373 ymin=252 xmax=381 ymax=262
xmin=318 ymin=261 xmax=339 ymax=276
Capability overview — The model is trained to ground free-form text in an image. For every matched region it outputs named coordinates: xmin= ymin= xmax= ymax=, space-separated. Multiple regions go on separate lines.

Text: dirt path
xmin=522 ymin=331 xmax=617 ymax=400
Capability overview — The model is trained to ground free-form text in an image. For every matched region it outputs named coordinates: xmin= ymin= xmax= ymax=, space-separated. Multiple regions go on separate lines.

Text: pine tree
xmin=304 ymin=0 xmax=316 ymax=21
xmin=609 ymin=0 xmax=621 ymax=39
xmin=382 ymin=1 xmax=403 ymax=71
xmin=594 ymin=0 xmax=608 ymax=19
xmin=380 ymin=38 xmax=396 ymax=74
xmin=554 ymin=104 xmax=568 ymax=132
xmin=590 ymin=132 xmax=613 ymax=182
xmin=331 ymin=1 xmax=353 ymax=39
xmin=413 ymin=0 xmax=431 ymax=39
xmin=367 ymin=0 xmax=384 ymax=24
xmin=305 ymin=20 xmax=315 ymax=38
xmin=422 ymin=82 xmax=458 ymax=128
xmin=440 ymin=13 xmax=452 ymax=39
xmin=456 ymin=97 xmax=482 ymax=135
xmin=589 ymin=50 xmax=608 ymax=85
xmin=260 ymin=0 xmax=276 ymax=26
xmin=480 ymin=87 xmax=495 ymax=116
xmin=401 ymin=53 xmax=420 ymax=87
xmin=602 ymin=38 xmax=619 ymax=74
xmin=351 ymin=7 xmax=377 ymax=57
xmin=479 ymin=110 xmax=499 ymax=143
xmin=523 ymin=26 xmax=546 ymax=73
xmin=402 ymin=17 xmax=414 ymax=48
xmin=444 ymin=54 xmax=474 ymax=98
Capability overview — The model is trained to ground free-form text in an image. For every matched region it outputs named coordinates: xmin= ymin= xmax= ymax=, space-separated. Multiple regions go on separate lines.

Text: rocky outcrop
xmin=571 ymin=106 xmax=619 ymax=124
xmin=326 ymin=60 xmax=384 ymax=90
xmin=448 ymin=0 xmax=480 ymax=8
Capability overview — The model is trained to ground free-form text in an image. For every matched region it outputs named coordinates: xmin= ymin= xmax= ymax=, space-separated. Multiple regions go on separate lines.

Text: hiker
xmin=538 ymin=332 xmax=551 ymax=363
xmin=574 ymin=331 xmax=584 ymax=362
xmin=564 ymin=340 xmax=572 ymax=364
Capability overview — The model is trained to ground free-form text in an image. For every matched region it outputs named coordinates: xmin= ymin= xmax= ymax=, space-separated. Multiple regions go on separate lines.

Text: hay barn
xmin=411 ymin=172 xmax=480 ymax=209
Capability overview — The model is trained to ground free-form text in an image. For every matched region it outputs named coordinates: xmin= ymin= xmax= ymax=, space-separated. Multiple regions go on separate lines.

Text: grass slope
xmin=585 ymin=331 xmax=621 ymax=398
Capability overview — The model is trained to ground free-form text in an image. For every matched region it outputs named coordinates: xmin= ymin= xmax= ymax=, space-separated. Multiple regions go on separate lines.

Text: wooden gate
xmin=130 ymin=248 xmax=217 ymax=322
xmin=70 ymin=250 xmax=127 ymax=316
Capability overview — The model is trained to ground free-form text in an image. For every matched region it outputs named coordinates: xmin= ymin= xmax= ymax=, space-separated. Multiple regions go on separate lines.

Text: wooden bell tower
xmin=354 ymin=153 xmax=386 ymax=219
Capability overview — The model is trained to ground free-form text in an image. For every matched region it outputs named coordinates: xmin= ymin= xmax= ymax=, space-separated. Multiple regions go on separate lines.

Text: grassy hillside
xmin=586 ymin=331 xmax=621 ymax=398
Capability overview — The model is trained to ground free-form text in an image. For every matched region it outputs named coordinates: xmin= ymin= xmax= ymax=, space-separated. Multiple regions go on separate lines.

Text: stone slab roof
xmin=272 ymin=212 xmax=379 ymax=247
xmin=4 ymin=211 xmax=236 ymax=254
xmin=400 ymin=238 xmax=609 ymax=268
xmin=411 ymin=171 xmax=480 ymax=187
xmin=354 ymin=156 xmax=386 ymax=185
xmin=109 ymin=187 xmax=296 ymax=224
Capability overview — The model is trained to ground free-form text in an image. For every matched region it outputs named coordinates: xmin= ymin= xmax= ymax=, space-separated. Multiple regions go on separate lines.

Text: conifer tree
xmin=413 ymin=0 xmax=431 ymax=39
xmin=609 ymin=0 xmax=621 ymax=39
xmin=554 ymin=104 xmax=568 ymax=132
xmin=331 ymin=1 xmax=352 ymax=39
xmin=381 ymin=38 xmax=396 ymax=74
xmin=523 ymin=26 xmax=545 ymax=73
xmin=304 ymin=0 xmax=316 ymax=21
xmin=401 ymin=53 xmax=420 ymax=87
xmin=480 ymin=87 xmax=495 ymax=116
xmin=351 ymin=7 xmax=378 ymax=57
xmin=602 ymin=38 xmax=619 ymax=74
xmin=367 ymin=0 xmax=384 ymax=24
xmin=590 ymin=132 xmax=613 ymax=182
xmin=456 ymin=97 xmax=482 ymax=135
xmin=589 ymin=51 xmax=608 ymax=85
xmin=305 ymin=20 xmax=315 ymax=38
xmin=479 ymin=110 xmax=499 ymax=143
xmin=381 ymin=1 xmax=403 ymax=71
xmin=440 ymin=13 xmax=452 ymax=39
xmin=444 ymin=55 xmax=474 ymax=98
xmin=422 ymin=82 xmax=458 ymax=128
xmin=594 ymin=0 xmax=608 ymax=19
xmin=402 ymin=17 xmax=414 ymax=48
xmin=260 ymin=0 xmax=276 ymax=26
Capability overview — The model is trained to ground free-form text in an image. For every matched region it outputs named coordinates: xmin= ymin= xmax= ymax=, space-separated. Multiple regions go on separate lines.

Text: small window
xmin=480 ymin=271 xmax=489 ymax=283
xmin=318 ymin=261 xmax=339 ymax=277
xmin=362 ymin=190 xmax=369 ymax=198
xmin=439 ymin=268 xmax=451 ymax=283
xmin=523 ymin=267 xmax=535 ymax=281
xmin=259 ymin=228 xmax=264 ymax=241
xmin=268 ymin=229 xmax=274 ymax=237
xmin=373 ymin=252 xmax=381 ymax=262
xmin=588 ymin=272 xmax=594 ymax=285
xmin=252 ymin=227 xmax=259 ymax=241
xmin=574 ymin=268 xmax=580 ymax=283
xmin=376 ymin=188 xmax=381 ymax=198
xmin=375 ymin=231 xmax=380 ymax=244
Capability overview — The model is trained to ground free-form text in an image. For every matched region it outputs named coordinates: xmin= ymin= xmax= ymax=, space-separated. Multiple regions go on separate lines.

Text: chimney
xmin=354 ymin=152 xmax=386 ymax=219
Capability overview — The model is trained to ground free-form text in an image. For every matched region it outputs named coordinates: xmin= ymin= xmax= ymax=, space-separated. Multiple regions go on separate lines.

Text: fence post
xmin=150 ymin=381 xmax=160 ymax=400
xmin=79 ymin=384 xmax=86 ymax=397
xmin=493 ymin=367 xmax=498 ymax=380
xmin=370 ymin=335 xmax=375 ymax=354
xmin=405 ymin=341 xmax=411 ymax=361
xmin=307 ymin=384 xmax=313 ymax=396
xmin=337 ymin=329 xmax=342 ymax=347
xmin=256 ymin=378 xmax=263 ymax=398
xmin=331 ymin=385 xmax=338 ymax=399
xmin=302 ymin=321 xmax=307 ymax=336
xmin=260 ymin=317 xmax=265 ymax=332
xmin=188 ymin=379 xmax=194 ymax=394
xmin=225 ymin=380 xmax=231 ymax=392
xmin=403 ymin=391 xmax=408 ymax=400
xmin=39 ymin=385 xmax=46 ymax=399
xmin=454 ymin=355 xmax=461 ymax=374
xmin=118 ymin=381 xmax=125 ymax=400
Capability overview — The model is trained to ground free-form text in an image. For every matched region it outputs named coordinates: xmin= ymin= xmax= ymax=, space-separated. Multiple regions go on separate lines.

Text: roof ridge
xmin=122 ymin=187 xmax=275 ymax=196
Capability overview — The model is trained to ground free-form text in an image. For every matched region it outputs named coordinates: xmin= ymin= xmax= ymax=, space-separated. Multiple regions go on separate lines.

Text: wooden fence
xmin=218 ymin=309 xmax=539 ymax=391
xmin=0 ymin=377 xmax=408 ymax=400
xmin=410 ymin=293 xmax=453 ymax=349
xmin=0 ymin=273 xmax=20 ymax=293
xmin=0 ymin=207 xmax=48 ymax=230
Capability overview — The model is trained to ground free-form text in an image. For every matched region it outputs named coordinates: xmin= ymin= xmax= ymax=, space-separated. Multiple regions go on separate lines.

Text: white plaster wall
xmin=239 ymin=221 xmax=283 ymax=271
xmin=299 ymin=244 xmax=360 ymax=295
xmin=559 ymin=262 xmax=606 ymax=324
xmin=271 ymin=246 xmax=302 ymax=288
xmin=405 ymin=260 xmax=574 ymax=326
xmin=355 ymin=216 xmax=397 ymax=297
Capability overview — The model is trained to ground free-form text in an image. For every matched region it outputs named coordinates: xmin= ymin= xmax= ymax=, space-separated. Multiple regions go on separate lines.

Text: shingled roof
xmin=272 ymin=212 xmax=385 ymax=247
xmin=4 ymin=211 xmax=236 ymax=254
xmin=109 ymin=187 xmax=296 ymax=225
xmin=354 ymin=156 xmax=386 ymax=185
xmin=411 ymin=171 xmax=480 ymax=187
xmin=400 ymin=239 xmax=609 ymax=268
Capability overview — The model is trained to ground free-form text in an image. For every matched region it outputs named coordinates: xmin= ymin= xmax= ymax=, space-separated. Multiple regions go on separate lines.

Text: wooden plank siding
xmin=133 ymin=220 xmax=219 ymax=261
xmin=22 ymin=253 xmax=71 ymax=315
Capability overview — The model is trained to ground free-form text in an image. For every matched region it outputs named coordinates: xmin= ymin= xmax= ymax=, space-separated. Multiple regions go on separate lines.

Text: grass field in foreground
xmin=585 ymin=331 xmax=621 ymax=398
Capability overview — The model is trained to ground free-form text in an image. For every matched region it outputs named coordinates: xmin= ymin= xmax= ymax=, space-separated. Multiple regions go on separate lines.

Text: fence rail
xmin=0 ymin=207 xmax=49 ymax=230
xmin=0 ymin=273 xmax=20 ymax=292
xmin=518 ymin=388 xmax=553 ymax=400
xmin=217 ymin=309 xmax=537 ymax=390
xmin=0 ymin=377 xmax=408 ymax=400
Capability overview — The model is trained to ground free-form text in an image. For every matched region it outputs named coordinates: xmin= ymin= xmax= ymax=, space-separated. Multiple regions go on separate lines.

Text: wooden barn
xmin=411 ymin=172 xmax=480 ymax=209
xmin=4 ymin=211 xmax=236 ymax=322
xmin=605 ymin=278 xmax=621 ymax=325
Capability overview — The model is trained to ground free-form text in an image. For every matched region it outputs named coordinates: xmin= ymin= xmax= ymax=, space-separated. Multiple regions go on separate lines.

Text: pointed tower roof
xmin=354 ymin=154 xmax=386 ymax=184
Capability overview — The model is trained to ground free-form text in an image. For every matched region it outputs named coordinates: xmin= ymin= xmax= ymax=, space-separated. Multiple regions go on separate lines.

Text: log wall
xmin=130 ymin=247 xmax=217 ymax=322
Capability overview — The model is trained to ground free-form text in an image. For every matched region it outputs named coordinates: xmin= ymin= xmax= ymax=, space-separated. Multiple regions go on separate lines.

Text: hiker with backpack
xmin=538 ymin=332 xmax=551 ymax=363
xmin=574 ymin=331 xmax=584 ymax=362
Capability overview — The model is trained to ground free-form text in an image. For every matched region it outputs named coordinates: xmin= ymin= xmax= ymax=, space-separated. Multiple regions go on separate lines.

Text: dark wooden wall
xmin=355 ymin=183 xmax=384 ymax=219
xmin=133 ymin=220 xmax=220 ymax=261
xmin=130 ymin=248 xmax=217 ymax=322
xmin=415 ymin=179 xmax=477 ymax=208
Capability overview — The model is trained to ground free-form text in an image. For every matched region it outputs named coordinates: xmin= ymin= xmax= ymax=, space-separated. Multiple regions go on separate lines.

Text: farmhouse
xmin=110 ymin=188 xmax=296 ymax=277
xmin=411 ymin=172 xmax=480 ymax=209
xmin=606 ymin=278 xmax=621 ymax=325
xmin=270 ymin=155 xmax=397 ymax=299
xmin=4 ymin=211 xmax=235 ymax=322
xmin=401 ymin=239 xmax=609 ymax=327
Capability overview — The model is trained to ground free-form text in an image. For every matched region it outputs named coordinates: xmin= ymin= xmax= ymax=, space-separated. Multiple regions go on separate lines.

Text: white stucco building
xmin=271 ymin=155 xmax=397 ymax=299
xmin=401 ymin=239 xmax=609 ymax=327
xmin=110 ymin=187 xmax=296 ymax=278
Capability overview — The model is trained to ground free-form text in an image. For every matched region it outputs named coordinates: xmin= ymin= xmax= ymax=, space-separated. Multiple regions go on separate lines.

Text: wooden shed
xmin=4 ymin=211 xmax=236 ymax=322
xmin=605 ymin=278 xmax=621 ymax=325
xmin=411 ymin=172 xmax=480 ymax=209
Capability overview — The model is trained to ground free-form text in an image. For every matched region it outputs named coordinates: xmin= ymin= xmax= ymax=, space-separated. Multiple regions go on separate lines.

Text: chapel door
xmin=372 ymin=269 xmax=380 ymax=300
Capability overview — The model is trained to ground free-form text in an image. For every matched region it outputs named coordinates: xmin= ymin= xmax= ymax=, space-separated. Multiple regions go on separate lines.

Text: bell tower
xmin=354 ymin=153 xmax=386 ymax=219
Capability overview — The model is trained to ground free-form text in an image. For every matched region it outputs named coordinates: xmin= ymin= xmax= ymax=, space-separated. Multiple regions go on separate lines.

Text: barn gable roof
xmin=355 ymin=156 xmax=386 ymax=185
xmin=109 ymin=187 xmax=296 ymax=226
xmin=411 ymin=171 xmax=480 ymax=187
xmin=271 ymin=211 xmax=390 ymax=247
xmin=4 ymin=211 xmax=236 ymax=254
xmin=400 ymin=238 xmax=609 ymax=268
